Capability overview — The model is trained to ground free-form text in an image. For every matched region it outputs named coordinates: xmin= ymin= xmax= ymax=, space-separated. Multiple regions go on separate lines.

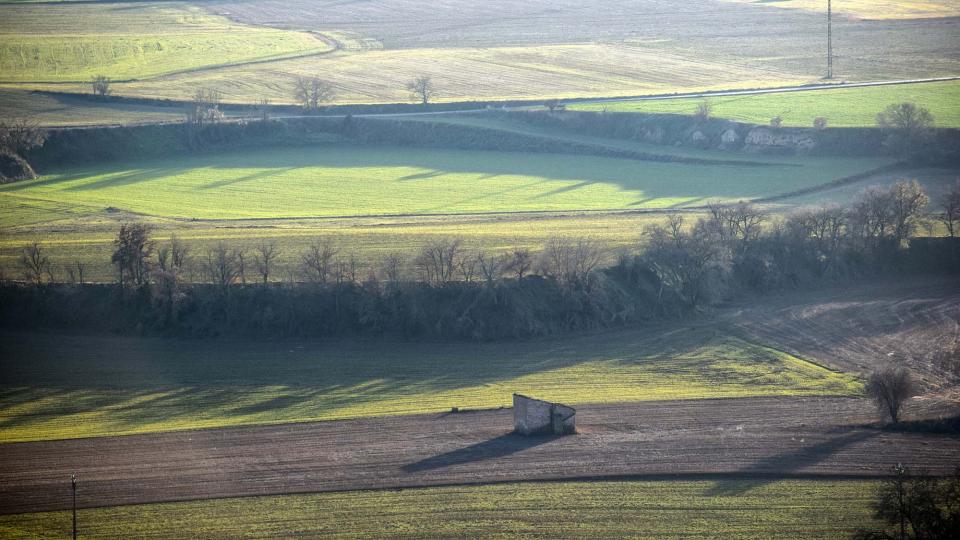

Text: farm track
xmin=1 ymin=396 xmax=957 ymax=515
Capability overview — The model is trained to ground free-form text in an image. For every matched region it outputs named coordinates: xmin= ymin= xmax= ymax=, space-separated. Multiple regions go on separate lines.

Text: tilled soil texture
xmin=730 ymin=278 xmax=960 ymax=399
xmin=2 ymin=396 xmax=957 ymax=515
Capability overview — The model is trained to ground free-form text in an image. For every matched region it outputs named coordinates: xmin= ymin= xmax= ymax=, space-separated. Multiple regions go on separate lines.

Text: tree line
xmin=4 ymin=179 xmax=958 ymax=340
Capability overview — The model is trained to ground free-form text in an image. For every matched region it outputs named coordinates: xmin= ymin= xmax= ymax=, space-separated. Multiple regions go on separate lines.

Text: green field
xmin=571 ymin=81 xmax=960 ymax=128
xmin=0 ymin=145 xmax=891 ymax=223
xmin=0 ymin=329 xmax=861 ymax=442
xmin=0 ymin=480 xmax=881 ymax=539
xmin=0 ymin=2 xmax=331 ymax=83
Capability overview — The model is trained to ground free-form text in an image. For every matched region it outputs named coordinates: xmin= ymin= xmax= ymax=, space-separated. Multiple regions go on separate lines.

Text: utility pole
xmin=826 ymin=0 xmax=834 ymax=79
xmin=71 ymin=474 xmax=77 ymax=540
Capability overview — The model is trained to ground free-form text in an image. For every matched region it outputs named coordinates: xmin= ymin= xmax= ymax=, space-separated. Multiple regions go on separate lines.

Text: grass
xmin=0 ymin=211 xmax=674 ymax=283
xmin=571 ymin=80 xmax=960 ymax=128
xmin=0 ymin=2 xmax=331 ymax=83
xmin=0 ymin=145 xmax=891 ymax=223
xmin=0 ymin=328 xmax=862 ymax=442
xmin=0 ymin=479 xmax=881 ymax=538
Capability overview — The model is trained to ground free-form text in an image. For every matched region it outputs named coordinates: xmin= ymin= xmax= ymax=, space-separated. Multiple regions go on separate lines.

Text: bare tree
xmin=813 ymin=116 xmax=828 ymax=130
xmin=457 ymin=252 xmax=479 ymax=283
xmin=876 ymin=102 xmax=934 ymax=155
xmin=253 ymin=241 xmax=278 ymax=284
xmin=539 ymin=237 xmax=606 ymax=286
xmin=170 ymin=235 xmax=189 ymax=271
xmin=889 ymin=179 xmax=929 ymax=245
xmin=407 ymin=75 xmax=436 ymax=106
xmin=865 ymin=364 xmax=915 ymax=424
xmin=294 ymin=76 xmax=335 ymax=112
xmin=302 ymin=239 xmax=339 ymax=283
xmin=186 ymin=88 xmax=223 ymax=126
xmin=477 ymin=250 xmax=507 ymax=285
xmin=202 ymin=242 xmax=241 ymax=289
xmin=0 ymin=118 xmax=47 ymax=157
xmin=236 ymin=250 xmax=247 ymax=285
xmin=938 ymin=179 xmax=960 ymax=238
xmin=544 ymin=99 xmax=566 ymax=112
xmin=91 ymin=75 xmax=111 ymax=97
xmin=19 ymin=241 xmax=50 ymax=285
xmin=112 ymin=223 xmax=153 ymax=288
xmin=694 ymin=100 xmax=712 ymax=121
xmin=380 ymin=252 xmax=405 ymax=284
xmin=415 ymin=238 xmax=463 ymax=284
xmin=770 ymin=115 xmax=783 ymax=128
xmin=506 ymin=248 xmax=533 ymax=279
xmin=850 ymin=186 xmax=895 ymax=246
xmin=65 ymin=260 xmax=86 ymax=285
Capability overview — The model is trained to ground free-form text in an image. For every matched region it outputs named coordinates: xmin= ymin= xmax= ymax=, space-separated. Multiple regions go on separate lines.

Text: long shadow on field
xmin=401 ymin=432 xmax=559 ymax=473
xmin=706 ymin=429 xmax=878 ymax=496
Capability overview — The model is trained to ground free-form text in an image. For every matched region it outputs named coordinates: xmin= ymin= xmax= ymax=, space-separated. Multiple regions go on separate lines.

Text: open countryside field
xmin=0 ymin=480 xmax=882 ymax=539
xmin=722 ymin=0 xmax=960 ymax=19
xmin=0 ymin=145 xmax=891 ymax=221
xmin=572 ymin=80 xmax=960 ymax=128
xmin=0 ymin=2 xmax=332 ymax=84
xmin=0 ymin=327 xmax=860 ymax=442
xmin=1 ymin=0 xmax=957 ymax=107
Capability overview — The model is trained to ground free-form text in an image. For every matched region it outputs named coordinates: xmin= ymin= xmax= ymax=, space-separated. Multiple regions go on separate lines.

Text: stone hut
xmin=513 ymin=393 xmax=576 ymax=435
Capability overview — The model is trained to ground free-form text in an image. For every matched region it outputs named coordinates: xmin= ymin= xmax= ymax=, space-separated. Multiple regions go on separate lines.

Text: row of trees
xmin=13 ymin=179 xmax=960 ymax=291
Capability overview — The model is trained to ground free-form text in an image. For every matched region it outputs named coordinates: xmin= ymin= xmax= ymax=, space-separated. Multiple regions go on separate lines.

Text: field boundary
xmin=16 ymin=77 xmax=960 ymax=129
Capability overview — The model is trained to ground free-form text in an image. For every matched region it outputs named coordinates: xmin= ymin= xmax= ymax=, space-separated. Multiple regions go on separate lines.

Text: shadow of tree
xmin=706 ymin=429 xmax=878 ymax=496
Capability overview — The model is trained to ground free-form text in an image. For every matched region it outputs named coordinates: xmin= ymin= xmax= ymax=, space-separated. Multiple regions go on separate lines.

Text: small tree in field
xmin=294 ymin=76 xmax=334 ymax=112
xmin=694 ymin=100 xmax=712 ymax=121
xmin=186 ymin=88 xmax=223 ymax=126
xmin=939 ymin=179 xmax=960 ymax=238
xmin=876 ymin=102 xmax=934 ymax=155
xmin=91 ymin=75 xmax=111 ymax=97
xmin=865 ymin=364 xmax=915 ymax=424
xmin=813 ymin=116 xmax=828 ymax=130
xmin=407 ymin=75 xmax=436 ymax=106
xmin=20 ymin=241 xmax=50 ymax=285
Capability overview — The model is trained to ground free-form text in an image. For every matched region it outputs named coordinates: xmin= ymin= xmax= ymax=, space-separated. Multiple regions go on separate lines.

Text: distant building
xmin=513 ymin=393 xmax=576 ymax=435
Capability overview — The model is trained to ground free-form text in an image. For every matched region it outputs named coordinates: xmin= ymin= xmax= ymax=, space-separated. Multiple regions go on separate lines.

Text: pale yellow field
xmin=3 ymin=42 xmax=812 ymax=104
xmin=723 ymin=0 xmax=960 ymax=19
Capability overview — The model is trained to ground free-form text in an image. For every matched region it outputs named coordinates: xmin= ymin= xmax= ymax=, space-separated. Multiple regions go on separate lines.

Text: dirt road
xmin=2 ymin=396 xmax=957 ymax=515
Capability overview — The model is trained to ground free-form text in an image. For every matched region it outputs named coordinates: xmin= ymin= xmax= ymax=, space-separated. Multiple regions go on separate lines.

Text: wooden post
xmin=71 ymin=474 xmax=77 ymax=540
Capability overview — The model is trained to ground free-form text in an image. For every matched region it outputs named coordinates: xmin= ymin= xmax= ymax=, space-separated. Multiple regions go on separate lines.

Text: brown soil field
xmin=2 ymin=396 xmax=957 ymax=515
xmin=729 ymin=278 xmax=960 ymax=399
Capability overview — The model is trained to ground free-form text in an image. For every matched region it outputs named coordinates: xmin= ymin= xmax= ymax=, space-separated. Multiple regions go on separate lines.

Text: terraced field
xmin=572 ymin=80 xmax=960 ymax=128
xmin=0 ymin=480 xmax=882 ymax=539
